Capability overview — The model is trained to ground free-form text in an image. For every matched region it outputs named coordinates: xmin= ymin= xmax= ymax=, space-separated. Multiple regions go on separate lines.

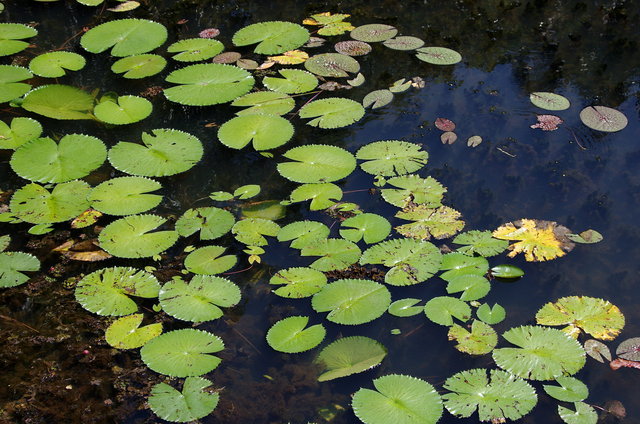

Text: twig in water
xmin=496 ymin=147 xmax=516 ymax=157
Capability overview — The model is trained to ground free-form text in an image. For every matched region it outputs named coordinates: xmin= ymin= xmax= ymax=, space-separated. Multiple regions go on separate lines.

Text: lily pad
xmin=277 ymin=220 xmax=330 ymax=249
xmin=388 ymin=298 xmax=422 ymax=317
xmin=543 ymin=376 xmax=588 ymax=402
xmin=149 ymin=377 xmax=219 ymax=422
xmin=231 ymin=91 xmax=295 ymax=116
xmin=493 ymin=219 xmax=574 ymax=262
xmin=579 ymin=106 xmax=628 ymax=132
xmin=140 ymin=328 xmax=224 ymax=377
xmin=105 ymin=313 xmax=162 ymax=349
xmin=111 ymin=54 xmax=167 ymax=79
xmin=584 ymin=339 xmax=612 ymax=363
xmin=88 ymin=176 xmax=162 ymax=216
xmin=288 ymin=183 xmax=343 ymax=210
xmin=0 ymin=251 xmax=39 ymax=288
xmin=184 ymin=245 xmax=237 ymax=275
xmin=98 ymin=214 xmax=179 ymax=258
xmin=301 ymin=238 xmax=361 ymax=271
xmin=362 ymin=89 xmax=394 ymax=109
xmin=167 ymin=38 xmax=224 ymax=62
xmin=381 ymin=175 xmax=445 ymax=208
xmin=269 ymin=267 xmax=327 ymax=298
xmin=311 ymin=278 xmax=391 ymax=325
xmin=616 ymin=337 xmax=640 ymax=361
xmin=350 ymin=24 xmax=398 ymax=42
xmin=424 ymin=296 xmax=471 ymax=326
xmin=81 ymin=19 xmax=168 ymax=56
xmin=395 ymin=205 xmax=465 ymax=240
xmin=75 ymin=267 xmax=160 ymax=316
xmin=529 ymin=92 xmax=570 ymax=111
xmin=277 ymin=144 xmax=356 ymax=183
xmin=476 ymin=303 xmax=506 ymax=324
xmin=416 ymin=47 xmax=462 ymax=65
xmin=263 ymin=69 xmax=318 ymax=94
xmin=29 ymin=51 xmax=86 ymax=78
xmin=383 ymin=36 xmax=425 ymax=50
xmin=0 ymin=23 xmax=38 ymax=56
xmin=334 ymin=40 xmax=371 ymax=56
xmin=108 ymin=129 xmax=203 ymax=177
xmin=566 ymin=229 xmax=603 ymax=244
xmin=10 ymin=181 xmax=90 ymax=224
xmin=304 ymin=53 xmax=360 ymax=77
xmin=266 ymin=316 xmax=326 ymax=353
xmin=439 ymin=253 xmax=488 ymax=282
xmin=352 ymin=374 xmax=442 ymax=424
xmin=232 ymin=21 xmax=309 ymax=54
xmin=356 ymin=140 xmax=428 ymax=176
xmin=217 ymin=114 xmax=294 ymax=150
xmin=10 ymin=134 xmax=106 ymax=183
xmin=0 ymin=117 xmax=42 ymax=150
xmin=232 ymin=218 xmax=280 ymax=246
xmin=446 ymin=274 xmax=491 ymax=301
xmin=22 ymin=84 xmax=95 ymax=120
xmin=315 ymin=336 xmax=387 ymax=382
xmin=164 ymin=63 xmax=254 ymax=106
xmin=0 ymin=65 xmax=32 ymax=103
xmin=299 ymin=97 xmax=365 ymax=129
xmin=448 ymin=320 xmax=497 ymax=355
xmin=453 ymin=230 xmax=509 ymax=257
xmin=159 ymin=275 xmax=240 ymax=322
xmin=558 ymin=402 xmax=598 ymax=424
xmin=94 ymin=95 xmax=152 ymax=125
xmin=339 ymin=213 xmax=391 ymax=244
xmin=175 ymin=207 xmax=235 ymax=240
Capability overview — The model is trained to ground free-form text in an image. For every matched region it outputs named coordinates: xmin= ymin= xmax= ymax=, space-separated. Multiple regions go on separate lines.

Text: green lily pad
xmin=266 ymin=316 xmax=326 ymax=353
xmin=388 ymin=298 xmax=422 ymax=317
xmin=108 ymin=129 xmax=203 ymax=177
xmin=111 ymin=54 xmax=167 ymax=79
xmin=446 ymin=274 xmax=491 ymax=301
xmin=493 ymin=326 xmax=586 ymax=380
xmin=218 ymin=114 xmax=294 ymax=150
xmin=395 ymin=205 xmax=465 ymax=240
xmin=159 ymin=275 xmax=240 ymax=322
xmin=263 ymin=69 xmax=318 ymax=94
xmin=232 ymin=218 xmax=280 ymax=246
xmin=288 ymin=183 xmax=343 ymax=210
xmin=439 ymin=253 xmax=488 ymax=281
xmin=140 ymin=328 xmax=224 ymax=377
xmin=164 ymin=63 xmax=254 ymax=106
xmin=476 ymin=303 xmax=506 ymax=325
xmin=232 ymin=21 xmax=309 ymax=54
xmin=88 ymin=176 xmax=162 ymax=216
xmin=529 ymin=92 xmax=571 ymax=111
xmin=579 ymin=105 xmax=628 ymax=132
xmin=301 ymin=238 xmax=361 ymax=271
xmin=75 ymin=267 xmax=160 ymax=316
xmin=0 ymin=251 xmax=39 ymax=288
xmin=94 ymin=95 xmax=152 ymax=125
xmin=544 ymin=376 xmax=588 ymax=402
xmin=299 ymin=97 xmax=365 ymax=129
xmin=105 ymin=313 xmax=162 ymax=349
xmin=340 ymin=213 xmax=391 ymax=244
xmin=0 ymin=117 xmax=42 ymax=150
xmin=0 ymin=23 xmax=37 ymax=56
xmin=231 ymin=91 xmax=295 ymax=116
xmin=0 ymin=236 xmax=9 ymax=252
xmin=362 ymin=89 xmax=393 ymax=109
xmin=356 ymin=140 xmax=428 ymax=177
xmin=304 ymin=53 xmax=360 ymax=77
xmin=240 ymin=200 xmax=285 ymax=220
xmin=566 ymin=229 xmax=603 ymax=244
xmin=184 ymin=245 xmax=237 ymax=275
xmin=10 ymin=134 xmax=106 ymax=183
xmin=277 ymin=220 xmax=330 ymax=249
xmin=22 ymin=84 xmax=95 ymax=120
xmin=0 ymin=65 xmax=32 ymax=103
xmin=381 ymin=175 xmax=445 ymax=208
xmin=490 ymin=264 xmax=524 ymax=279
xmin=81 ymin=19 xmax=168 ymax=56
xmin=311 ymin=278 xmax=390 ymax=325
xmin=424 ymin=296 xmax=472 ymax=326
xmin=10 ymin=180 xmax=90 ymax=224
xmin=233 ymin=184 xmax=260 ymax=199
xmin=350 ymin=24 xmax=398 ymax=42
xmin=315 ymin=336 xmax=387 ymax=382
xmin=352 ymin=374 xmax=442 ymax=424
xmin=416 ymin=47 xmax=462 ymax=65
xmin=558 ymin=402 xmax=598 ymax=424
xmin=167 ymin=38 xmax=224 ymax=62
xmin=452 ymin=230 xmax=509 ymax=257
xmin=277 ymin=144 xmax=356 ymax=183
xmin=29 ymin=51 xmax=85 ymax=78
xmin=98 ymin=214 xmax=179 ymax=258
xmin=149 ymin=377 xmax=219 ymax=422
xmin=443 ymin=368 xmax=537 ymax=422
xmin=269 ymin=267 xmax=327 ymax=298
xmin=383 ymin=36 xmax=425 ymax=50
xmin=360 ymin=238 xmax=442 ymax=286
xmin=448 ymin=320 xmax=497 ymax=355
xmin=175 ymin=207 xmax=235 ymax=240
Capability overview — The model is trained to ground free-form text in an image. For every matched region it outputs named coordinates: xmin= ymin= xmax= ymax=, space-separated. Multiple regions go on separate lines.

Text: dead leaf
xmin=584 ymin=339 xmax=612 ymax=363
xmin=493 ymin=219 xmax=574 ymax=262
xmin=531 ymin=114 xmax=563 ymax=131
xmin=53 ymin=239 xmax=112 ymax=262
xmin=603 ymin=400 xmax=626 ymax=419
xmin=107 ymin=1 xmax=140 ymax=12
xmin=435 ymin=117 xmax=456 ymax=131
xmin=609 ymin=358 xmax=640 ymax=370
xmin=467 ymin=135 xmax=482 ymax=147
xmin=268 ymin=50 xmax=309 ymax=65
xmin=212 ymin=52 xmax=242 ymax=64
xmin=71 ymin=209 xmax=102 ymax=229
xmin=440 ymin=131 xmax=457 ymax=144
xmin=199 ymin=28 xmax=220 ymax=38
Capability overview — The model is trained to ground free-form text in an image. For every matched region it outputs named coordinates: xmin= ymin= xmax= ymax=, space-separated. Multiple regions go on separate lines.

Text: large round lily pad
xmin=356 ymin=140 xmax=428 ymax=176
xmin=21 ymin=84 xmax=95 ymax=120
xmin=29 ymin=51 xmax=86 ymax=78
xmin=232 ymin=21 xmax=309 ymax=54
xmin=81 ymin=19 xmax=168 ymax=57
xmin=304 ymin=53 xmax=360 ymax=77
xmin=266 ymin=316 xmax=326 ymax=353
xmin=299 ymin=97 xmax=365 ymax=129
xmin=277 ymin=144 xmax=356 ymax=183
xmin=311 ymin=278 xmax=391 ymax=325
xmin=217 ymin=114 xmax=294 ymax=150
xmin=98 ymin=214 xmax=179 ymax=259
xmin=88 ymin=176 xmax=162 ymax=216
xmin=10 ymin=181 xmax=91 ymax=224
xmin=149 ymin=377 xmax=219 ymax=422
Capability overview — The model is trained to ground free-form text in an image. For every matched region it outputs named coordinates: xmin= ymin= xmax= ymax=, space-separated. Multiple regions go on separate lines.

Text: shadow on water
xmin=1 ymin=0 xmax=639 ymax=423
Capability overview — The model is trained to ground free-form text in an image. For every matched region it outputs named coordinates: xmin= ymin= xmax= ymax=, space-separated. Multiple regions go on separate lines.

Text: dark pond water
xmin=1 ymin=0 xmax=639 ymax=423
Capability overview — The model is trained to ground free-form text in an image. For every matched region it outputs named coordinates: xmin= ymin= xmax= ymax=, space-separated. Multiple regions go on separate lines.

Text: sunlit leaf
xmin=105 ymin=314 xmax=162 ymax=349
xmin=81 ymin=19 xmax=167 ymax=56
xmin=529 ymin=92 xmax=570 ymax=111
xmin=269 ymin=267 xmax=327 ymax=298
xmin=299 ymin=97 xmax=365 ymax=129
xmin=395 ymin=205 xmax=465 ymax=240
xmin=277 ymin=220 xmax=330 ymax=249
xmin=304 ymin=53 xmax=360 ymax=77
xmin=0 ymin=251 xmax=39 ymax=288
xmin=301 ymin=238 xmax=361 ymax=271
xmin=98 ymin=214 xmax=178 ymax=259
xmin=476 ymin=303 xmax=506 ymax=324
xmin=266 ymin=316 xmax=325 ymax=353
xmin=29 ymin=51 xmax=85 ymax=78
xmin=94 ymin=95 xmax=152 ymax=125
xmin=231 ymin=91 xmax=294 ymax=116
xmin=315 ymin=336 xmax=387 ymax=381
xmin=448 ymin=320 xmax=497 ymax=355
xmin=579 ymin=106 xmax=628 ymax=132
xmin=388 ymin=298 xmax=422 ymax=317
xmin=356 ymin=140 xmax=428 ymax=177
xmin=312 ymin=278 xmax=390 ymax=325
xmin=362 ymin=89 xmax=393 ymax=109
xmin=149 ymin=377 xmax=219 ymax=422
xmin=0 ymin=117 xmax=42 ymax=150
xmin=268 ymin=49 xmax=308 ymax=64
xmin=381 ymin=175 xmax=445 ymax=208
xmin=493 ymin=219 xmax=574 ymax=262
xmin=111 ymin=54 xmax=166 ymax=79
xmin=184 ymin=245 xmax=237 ymax=275
xmin=232 ymin=21 xmax=309 ymax=54
xmin=453 ymin=230 xmax=508 ymax=257
xmin=232 ymin=217 xmax=280 ymax=246
xmin=288 ymin=183 xmax=342 ymax=210
xmin=11 ymin=181 xmax=90 ymax=224
xmin=263 ymin=69 xmax=318 ymax=94
xmin=167 ymin=38 xmax=224 ymax=62
xmin=558 ymin=402 xmax=597 ymax=424
xmin=88 ymin=176 xmax=161 ymax=216
xmin=566 ymin=229 xmax=603 ymax=244
xmin=424 ymin=296 xmax=471 ymax=326
xmin=218 ymin=114 xmax=294 ymax=150
xmin=350 ymin=24 xmax=398 ymax=42
xmin=22 ymin=84 xmax=94 ymax=120
xmin=0 ymin=23 xmax=37 ymax=56
xmin=339 ymin=213 xmax=391 ymax=244
xmin=543 ymin=376 xmax=588 ymax=403
xmin=277 ymin=144 xmax=356 ymax=183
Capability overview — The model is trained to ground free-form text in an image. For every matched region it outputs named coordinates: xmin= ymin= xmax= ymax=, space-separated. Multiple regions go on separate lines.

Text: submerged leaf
xmin=315 ymin=336 xmax=387 ymax=381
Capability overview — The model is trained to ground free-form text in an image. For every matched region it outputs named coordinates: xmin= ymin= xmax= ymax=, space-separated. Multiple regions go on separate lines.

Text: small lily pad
xmin=111 ymin=54 xmax=167 ymax=79
xmin=350 ymin=24 xmax=397 ymax=42
xmin=299 ymin=97 xmax=365 ymax=129
xmin=529 ymin=92 xmax=570 ymax=111
xmin=167 ymin=38 xmax=224 ymax=62
xmin=304 ymin=53 xmax=360 ymax=77
xmin=105 ymin=314 xmax=162 ymax=349
xmin=29 ymin=51 xmax=86 ymax=78
xmin=175 ymin=207 xmax=235 ymax=240
xmin=448 ymin=320 xmax=497 ymax=355
xmin=263 ymin=69 xmax=318 ymax=94
xmin=0 ymin=251 xmax=39 ymax=288
xmin=476 ymin=303 xmax=506 ymax=324
xmin=94 ymin=95 xmax=152 ymax=125
xmin=388 ymin=298 xmax=422 ymax=317
xmin=266 ymin=316 xmax=325 ymax=353
xmin=269 ymin=267 xmax=327 ymax=298
xmin=424 ymin=296 xmax=472 ymax=326
xmin=356 ymin=140 xmax=428 ymax=177
xmin=543 ymin=376 xmax=589 ymax=403
xmin=383 ymin=36 xmax=424 ymax=50
xmin=184 ymin=245 xmax=237 ymax=275
xmin=362 ymin=89 xmax=393 ymax=109
xmin=149 ymin=377 xmax=219 ymax=423
xmin=416 ymin=46 xmax=462 ymax=65
xmin=217 ymin=114 xmax=294 ymax=150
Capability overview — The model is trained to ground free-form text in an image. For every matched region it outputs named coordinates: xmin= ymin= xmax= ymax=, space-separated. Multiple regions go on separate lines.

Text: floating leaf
xmin=288 ymin=183 xmax=342 ymax=210
xmin=29 ymin=51 xmax=85 ymax=78
xmin=493 ymin=326 xmax=586 ymax=380
xmin=232 ymin=218 xmax=280 ymax=246
xmin=98 ymin=214 xmax=178 ymax=258
xmin=75 ymin=267 xmax=160 ymax=316
xmin=348 ymin=72 xmax=365 ymax=87
xmin=231 ymin=91 xmax=294 ymax=116
xmin=435 ymin=118 xmax=455 ymax=131
xmin=268 ymin=49 xmax=309 ymax=64
xmin=140 ymin=329 xmax=224 ymax=377
xmin=111 ymin=54 xmax=167 ymax=79
xmin=175 ymin=207 xmax=235 ymax=240
xmin=0 ymin=117 xmax=42 ymax=150
xmin=579 ymin=106 xmax=628 ymax=132
xmin=266 ymin=316 xmax=325 ymax=353
xmin=389 ymin=78 xmax=412 ymax=93
xmin=443 ymin=368 xmax=537 ymax=422
xmin=299 ymin=97 xmax=364 ymax=129
xmin=446 ymin=275 xmax=490 ymax=301
xmin=490 ymin=264 xmax=524 ymax=279
xmin=388 ymin=298 xmax=422 ymax=317
xmin=277 ymin=144 xmax=356 ymax=183
xmin=218 ymin=114 xmax=294 ymax=150
xmin=566 ymin=229 xmax=603 ymax=244
xmin=311 ymin=278 xmax=390 ymax=325
xmin=149 ymin=377 xmax=219 ymax=423
xmin=240 ymin=200 xmax=285 ymax=220
xmin=0 ymin=23 xmax=37 ymax=56
xmin=439 ymin=253 xmax=488 ymax=281
xmin=350 ymin=24 xmax=398 ymax=42
xmin=356 ymin=140 xmax=428 ymax=177
xmin=362 ymin=89 xmax=393 ymax=109
xmin=0 ymin=65 xmax=32 ymax=103
xmin=416 ymin=46 xmax=462 ymax=65
xmin=199 ymin=28 xmax=220 ymax=39
xmin=22 ymin=84 xmax=94 ymax=120
xmin=544 ymin=376 xmax=588 ymax=402
xmin=108 ymin=129 xmax=203 ymax=177
xmin=88 ymin=176 xmax=161 ymax=216
xmin=94 ymin=95 xmax=152 ymax=125
xmin=233 ymin=184 xmax=260 ymax=200
xmin=303 ymin=12 xmax=354 ymax=36
xmin=263 ymin=69 xmax=318 ymax=94
xmin=277 ymin=220 xmax=330 ymax=249
xmin=270 ymin=267 xmax=327 ymax=298
xmin=167 ymin=38 xmax=224 ymax=62
xmin=536 ymin=296 xmax=625 ymax=340
xmin=164 ymin=63 xmax=254 ymax=106
xmin=0 ymin=236 xmax=9 ymax=252
xmin=11 ymin=134 xmax=106 ymax=183
xmin=315 ymin=336 xmax=387 ymax=382
xmin=453 ymin=230 xmax=508 ymax=257
xmin=360 ymin=238 xmax=442 ymax=286
xmin=184 ymin=245 xmax=237 ymax=275
xmin=396 ymin=205 xmax=465 ymax=240
xmin=558 ymin=402 xmax=598 ymax=424
xmin=340 ymin=213 xmax=391 ymax=244
xmin=531 ymin=114 xmax=563 ymax=131
xmin=424 ymin=296 xmax=471 ymax=326
xmin=335 ymin=40 xmax=371 ymax=56
xmin=441 ymin=132 xmax=457 ymax=144
xmin=232 ymin=21 xmax=309 ymax=54
xmin=304 ymin=53 xmax=360 ymax=77
xmin=583 ymin=339 xmax=612 ymax=363
xmin=11 ymin=181 xmax=90 ymax=224
xmin=301 ymin=238 xmax=361 ymax=271
xmin=493 ymin=219 xmax=574 ymax=262
xmin=448 ymin=320 xmax=497 ymax=355
xmin=352 ymin=374 xmax=442 ymax=424
xmin=81 ymin=19 xmax=167 ymax=56
xmin=159 ymin=275 xmax=240 ymax=322
xmin=529 ymin=92 xmax=570 ymax=111
xmin=383 ymin=36 xmax=424 ymax=50
xmin=105 ymin=314 xmax=162 ymax=349
xmin=615 ymin=337 xmax=640 ymax=361
xmin=106 ymin=0 xmax=140 ymax=12
xmin=381 ymin=175 xmax=445 ymax=208
xmin=476 ymin=303 xmax=506 ymax=324
xmin=0 ymin=251 xmax=39 ymax=288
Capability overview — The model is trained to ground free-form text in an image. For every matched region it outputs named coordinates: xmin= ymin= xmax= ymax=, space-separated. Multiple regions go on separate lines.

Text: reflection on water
xmin=1 ymin=0 xmax=639 ymax=423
